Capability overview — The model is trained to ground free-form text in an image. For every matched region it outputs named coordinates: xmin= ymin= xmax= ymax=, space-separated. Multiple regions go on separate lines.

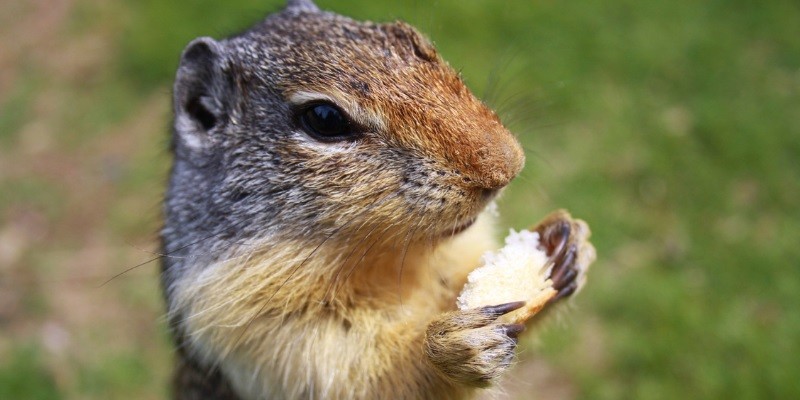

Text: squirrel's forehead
xmin=232 ymin=47 xmax=469 ymax=112
xmin=234 ymin=12 xmax=439 ymax=73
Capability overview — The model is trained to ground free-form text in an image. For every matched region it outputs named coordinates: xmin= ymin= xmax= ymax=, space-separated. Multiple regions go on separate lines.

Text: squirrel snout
xmin=462 ymin=131 xmax=525 ymax=191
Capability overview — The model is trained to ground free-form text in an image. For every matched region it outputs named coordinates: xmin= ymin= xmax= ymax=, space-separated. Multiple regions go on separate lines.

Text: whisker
xmin=334 ymin=223 xmax=396 ymax=302
xmin=324 ymin=220 xmax=382 ymax=303
xmin=482 ymin=49 xmax=519 ymax=106
xmin=107 ymin=210 xmax=279 ymax=288
xmin=99 ymin=232 xmax=222 ymax=287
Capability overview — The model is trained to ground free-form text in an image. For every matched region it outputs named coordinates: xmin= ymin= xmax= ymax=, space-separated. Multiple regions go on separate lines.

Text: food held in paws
xmin=457 ymin=229 xmax=557 ymax=324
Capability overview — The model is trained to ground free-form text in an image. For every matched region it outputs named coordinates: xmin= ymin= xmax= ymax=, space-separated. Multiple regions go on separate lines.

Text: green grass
xmin=2 ymin=0 xmax=798 ymax=398
xmin=0 ymin=345 xmax=60 ymax=400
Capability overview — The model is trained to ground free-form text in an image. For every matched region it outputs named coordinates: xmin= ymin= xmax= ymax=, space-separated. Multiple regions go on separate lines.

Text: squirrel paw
xmin=425 ymin=302 xmax=526 ymax=386
xmin=534 ymin=210 xmax=596 ymax=303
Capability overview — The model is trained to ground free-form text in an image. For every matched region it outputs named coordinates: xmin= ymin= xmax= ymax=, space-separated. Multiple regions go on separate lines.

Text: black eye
xmin=299 ymin=102 xmax=353 ymax=141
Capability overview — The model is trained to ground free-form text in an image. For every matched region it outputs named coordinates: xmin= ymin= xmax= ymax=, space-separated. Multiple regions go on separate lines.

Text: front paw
xmin=534 ymin=210 xmax=596 ymax=303
xmin=424 ymin=302 xmax=525 ymax=386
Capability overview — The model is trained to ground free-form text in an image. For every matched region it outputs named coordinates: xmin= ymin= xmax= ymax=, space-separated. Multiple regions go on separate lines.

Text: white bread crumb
xmin=456 ymin=229 xmax=556 ymax=323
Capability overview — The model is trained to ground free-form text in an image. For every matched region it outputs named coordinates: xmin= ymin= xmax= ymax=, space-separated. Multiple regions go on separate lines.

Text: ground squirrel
xmin=161 ymin=1 xmax=592 ymax=398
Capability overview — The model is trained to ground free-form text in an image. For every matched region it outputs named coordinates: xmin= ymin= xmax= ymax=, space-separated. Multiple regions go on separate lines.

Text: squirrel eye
xmin=299 ymin=102 xmax=352 ymax=140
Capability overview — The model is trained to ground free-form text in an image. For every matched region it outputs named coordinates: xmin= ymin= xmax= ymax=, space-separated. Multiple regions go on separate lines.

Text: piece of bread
xmin=456 ymin=229 xmax=558 ymax=324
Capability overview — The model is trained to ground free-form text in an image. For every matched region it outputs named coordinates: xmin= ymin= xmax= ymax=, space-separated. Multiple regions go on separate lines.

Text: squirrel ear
xmin=173 ymin=37 xmax=230 ymax=154
xmin=285 ymin=0 xmax=319 ymax=13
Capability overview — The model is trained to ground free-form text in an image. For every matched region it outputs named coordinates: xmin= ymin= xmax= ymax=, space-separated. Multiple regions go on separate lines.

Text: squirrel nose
xmin=465 ymin=130 xmax=525 ymax=190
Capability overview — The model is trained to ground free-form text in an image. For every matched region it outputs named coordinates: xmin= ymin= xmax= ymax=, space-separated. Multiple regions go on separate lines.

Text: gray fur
xmin=285 ymin=0 xmax=320 ymax=13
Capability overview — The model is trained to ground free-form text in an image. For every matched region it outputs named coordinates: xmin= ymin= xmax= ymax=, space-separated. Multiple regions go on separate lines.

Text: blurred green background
xmin=1 ymin=0 xmax=798 ymax=399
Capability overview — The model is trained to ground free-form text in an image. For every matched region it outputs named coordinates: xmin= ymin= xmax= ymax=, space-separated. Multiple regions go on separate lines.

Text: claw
xmin=537 ymin=218 xmax=571 ymax=257
xmin=500 ymin=323 xmax=525 ymax=340
xmin=551 ymin=244 xmax=576 ymax=282
xmin=551 ymin=281 xmax=578 ymax=303
xmin=553 ymin=267 xmax=578 ymax=290
xmin=480 ymin=301 xmax=526 ymax=318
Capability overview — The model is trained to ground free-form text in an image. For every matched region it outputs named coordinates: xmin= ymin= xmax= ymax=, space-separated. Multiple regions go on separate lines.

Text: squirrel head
xmin=167 ymin=0 xmax=524 ymax=256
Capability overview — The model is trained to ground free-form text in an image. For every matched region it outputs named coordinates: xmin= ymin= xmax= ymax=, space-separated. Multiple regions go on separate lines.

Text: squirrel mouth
xmin=443 ymin=217 xmax=477 ymax=238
